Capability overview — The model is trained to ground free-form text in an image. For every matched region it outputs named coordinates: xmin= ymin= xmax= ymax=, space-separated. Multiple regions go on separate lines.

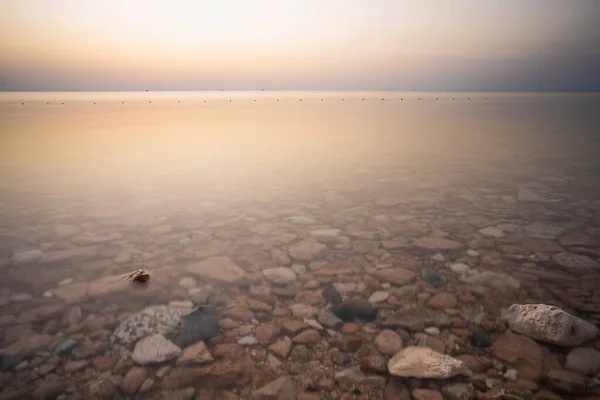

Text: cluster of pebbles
xmin=1 ymin=172 xmax=600 ymax=400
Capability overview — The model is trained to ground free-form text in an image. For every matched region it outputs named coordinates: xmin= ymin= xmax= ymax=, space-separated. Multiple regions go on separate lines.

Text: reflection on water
xmin=0 ymin=91 xmax=600 ymax=398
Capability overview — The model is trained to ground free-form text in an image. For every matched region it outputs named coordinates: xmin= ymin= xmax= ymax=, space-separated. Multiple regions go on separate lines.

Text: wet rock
xmin=282 ymin=320 xmax=308 ymax=335
xmin=387 ymin=346 xmax=472 ymax=378
xmin=269 ymin=337 xmax=292 ymax=358
xmin=334 ymin=366 xmax=386 ymax=387
xmin=461 ymin=270 xmax=520 ymax=291
xmin=544 ymin=369 xmax=587 ymax=395
xmin=178 ymin=341 xmax=213 ymax=365
xmin=470 ymin=331 xmax=493 ymax=348
xmin=238 ymin=336 xmax=259 ymax=346
xmin=384 ymin=379 xmax=410 ymax=400
xmin=64 ymin=360 xmax=88 ymax=373
xmin=110 ymin=305 xmax=191 ymax=347
xmin=292 ymin=329 xmax=320 ymax=344
xmin=11 ymin=249 xmax=43 ymax=265
xmin=412 ymin=389 xmax=443 ymax=400
xmin=441 ymin=383 xmax=475 ymax=400
xmin=370 ymin=267 xmax=416 ymax=285
xmin=52 ymin=339 xmax=79 ymax=356
xmin=180 ymin=306 xmax=219 ymax=347
xmin=10 ymin=293 xmax=32 ymax=302
xmin=255 ymin=324 xmax=280 ymax=345
xmin=31 ymin=380 xmax=67 ymax=400
xmin=413 ymin=237 xmax=462 ymax=250
xmin=290 ymin=304 xmax=319 ymax=318
xmin=448 ymin=262 xmax=470 ymax=274
xmin=163 ymin=387 xmax=196 ymax=400
xmin=419 ymin=335 xmax=445 ymax=354
xmin=374 ymin=329 xmax=403 ymax=355
xmin=317 ymin=310 xmax=343 ymax=329
xmin=381 ymin=308 xmax=452 ymax=331
xmin=427 ymin=292 xmax=457 ymax=309
xmin=424 ymin=326 xmax=440 ymax=336
xmin=565 ymin=347 xmax=600 ymax=375
xmin=0 ymin=333 xmax=53 ymax=357
xmin=288 ymin=240 xmax=326 ymax=261
xmin=132 ymin=334 xmax=182 ymax=365
xmin=178 ymin=277 xmax=197 ymax=288
xmin=492 ymin=331 xmax=547 ymax=380
xmin=506 ymin=304 xmax=599 ymax=346
xmin=322 ymin=283 xmax=342 ymax=305
xmin=187 ymin=256 xmax=247 ymax=283
xmin=553 ymin=252 xmax=599 ymax=269
xmin=421 ymin=268 xmax=442 ymax=286
xmin=189 ymin=288 xmax=211 ymax=305
xmin=479 ymin=226 xmax=504 ymax=237
xmin=121 ymin=366 xmax=147 ymax=394
xmin=332 ymin=299 xmax=377 ymax=322
xmin=524 ymin=222 xmax=564 ymax=239
xmin=368 ymin=291 xmax=390 ymax=303
xmin=354 ymin=344 xmax=387 ymax=373
xmin=263 ymin=267 xmax=297 ymax=285
xmin=252 ymin=376 xmax=296 ymax=400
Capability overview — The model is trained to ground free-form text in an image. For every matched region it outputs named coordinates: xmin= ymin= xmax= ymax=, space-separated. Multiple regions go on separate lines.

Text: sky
xmin=1 ymin=0 xmax=599 ymax=91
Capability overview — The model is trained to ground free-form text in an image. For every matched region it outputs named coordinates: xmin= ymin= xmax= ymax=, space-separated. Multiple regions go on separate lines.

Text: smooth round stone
xmin=58 ymin=278 xmax=74 ymax=286
xmin=238 ymin=335 xmax=259 ymax=346
xmin=424 ymin=327 xmax=440 ymax=336
xmin=178 ymin=277 xmax=197 ymax=289
xmin=431 ymin=254 xmax=445 ymax=262
xmin=466 ymin=250 xmax=480 ymax=257
xmin=381 ymin=282 xmax=391 ymax=289
xmin=448 ymin=263 xmax=470 ymax=274
xmin=11 ymin=293 xmax=33 ymax=302
xmin=368 ymin=291 xmax=390 ymax=303
xmin=479 ymin=226 xmax=504 ymax=238
xmin=43 ymin=291 xmax=53 ymax=298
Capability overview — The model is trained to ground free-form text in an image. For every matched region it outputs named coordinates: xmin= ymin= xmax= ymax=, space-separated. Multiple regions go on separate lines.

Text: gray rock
xmin=553 ymin=252 xmax=599 ymax=269
xmin=524 ymin=222 xmax=564 ymax=239
xmin=565 ymin=347 xmax=600 ymax=375
xmin=163 ymin=387 xmax=196 ymax=400
xmin=479 ymin=226 xmax=504 ymax=237
xmin=317 ymin=310 xmax=343 ymax=329
xmin=387 ymin=346 xmax=472 ymax=378
xmin=179 ymin=306 xmax=219 ymax=347
xmin=110 ymin=305 xmax=192 ymax=347
xmin=132 ymin=334 xmax=182 ymax=365
xmin=506 ymin=304 xmax=599 ymax=346
xmin=461 ymin=271 xmax=520 ymax=291
xmin=262 ymin=267 xmax=297 ymax=285
xmin=441 ymin=383 xmax=475 ymax=400
xmin=11 ymin=249 xmax=43 ymax=265
xmin=53 ymin=339 xmax=79 ymax=356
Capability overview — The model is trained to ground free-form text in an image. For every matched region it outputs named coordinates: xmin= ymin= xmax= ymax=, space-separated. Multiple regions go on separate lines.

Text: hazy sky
xmin=1 ymin=0 xmax=599 ymax=91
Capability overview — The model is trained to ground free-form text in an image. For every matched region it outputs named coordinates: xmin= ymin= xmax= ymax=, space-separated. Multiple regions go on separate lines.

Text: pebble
xmin=178 ymin=277 xmax=197 ymax=288
xmin=466 ymin=249 xmax=480 ymax=257
xmin=368 ymin=291 xmax=389 ymax=303
xmin=424 ymin=326 xmax=440 ymax=336
xmin=53 ymin=339 xmax=79 ymax=356
xmin=504 ymin=368 xmax=518 ymax=381
xmin=238 ymin=335 xmax=259 ymax=346
xmin=448 ymin=262 xmax=470 ymax=274
xmin=10 ymin=293 xmax=33 ymax=302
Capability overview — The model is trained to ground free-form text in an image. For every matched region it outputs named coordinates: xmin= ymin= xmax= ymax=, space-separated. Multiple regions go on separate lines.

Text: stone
xmin=448 ymin=262 xmax=470 ymax=274
xmin=238 ymin=336 xmax=259 ymax=346
xmin=504 ymin=368 xmax=518 ymax=381
xmin=466 ymin=249 xmax=479 ymax=257
xmin=387 ymin=346 xmax=472 ymax=378
xmin=57 ymin=277 xmax=74 ymax=286
xmin=269 ymin=337 xmax=292 ymax=358
xmin=187 ymin=256 xmax=246 ymax=283
xmin=384 ymin=380 xmax=411 ymax=400
xmin=565 ymin=347 xmax=600 ymax=375
xmin=10 ymin=293 xmax=32 ymax=302
xmin=32 ymin=380 xmax=67 ymax=400
xmin=262 ymin=268 xmax=297 ymax=285
xmin=479 ymin=226 xmax=504 ymax=237
xmin=178 ymin=341 xmax=213 ymax=365
xmin=64 ymin=360 xmax=89 ymax=373
xmin=374 ymin=329 xmax=403 ymax=355
xmin=553 ymin=252 xmax=599 ymax=269
xmin=288 ymin=240 xmax=326 ymax=261
xmin=178 ymin=277 xmax=197 ymax=288
xmin=189 ymin=288 xmax=211 ymax=305
xmin=53 ymin=339 xmax=79 ymax=356
xmin=424 ymin=327 xmax=440 ymax=336
xmin=427 ymin=292 xmax=457 ymax=309
xmin=524 ymin=222 xmax=564 ymax=239
xmin=461 ymin=270 xmax=520 ymax=291
xmin=332 ymin=299 xmax=377 ymax=322
xmin=370 ymin=268 xmax=415 ymax=285
xmin=132 ymin=334 xmax=182 ymax=365
xmin=163 ymin=387 xmax=196 ymax=400
xmin=169 ymin=300 xmax=194 ymax=308
xmin=317 ymin=310 xmax=343 ymax=329
xmin=11 ymin=249 xmax=43 ymax=265
xmin=293 ymin=329 xmax=320 ymax=344
xmin=0 ymin=333 xmax=53 ymax=357
xmin=544 ymin=369 xmax=587 ymax=395
xmin=419 ymin=335 xmax=446 ymax=354
xmin=121 ymin=366 xmax=147 ymax=394
xmin=368 ymin=291 xmax=389 ymax=303
xmin=180 ymin=306 xmax=219 ymax=347
xmin=381 ymin=308 xmax=452 ymax=331
xmin=139 ymin=378 xmax=154 ymax=392
xmin=413 ymin=237 xmax=462 ymax=250
xmin=282 ymin=320 xmax=308 ymax=335
xmin=334 ymin=366 xmax=386 ymax=387
xmin=110 ymin=305 xmax=191 ymax=347
xmin=16 ymin=304 xmax=64 ymax=323
xmin=469 ymin=331 xmax=492 ymax=348
xmin=441 ymin=383 xmax=475 ymax=400
xmin=310 ymin=229 xmax=340 ymax=238
xmin=506 ymin=304 xmax=599 ymax=346
xmin=354 ymin=344 xmax=387 ymax=373
xmin=492 ymin=331 xmax=547 ymax=380
xmin=255 ymin=325 xmax=280 ymax=345
xmin=252 ymin=376 xmax=296 ymax=400
xmin=290 ymin=304 xmax=319 ymax=318
xmin=412 ymin=389 xmax=442 ymax=400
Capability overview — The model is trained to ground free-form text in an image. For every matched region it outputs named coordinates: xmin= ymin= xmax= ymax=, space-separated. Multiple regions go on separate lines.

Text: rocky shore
xmin=1 ymin=177 xmax=600 ymax=400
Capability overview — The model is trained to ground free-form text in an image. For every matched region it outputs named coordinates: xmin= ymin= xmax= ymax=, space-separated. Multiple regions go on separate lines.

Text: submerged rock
xmin=110 ymin=305 xmax=192 ymax=347
xmin=179 ymin=306 xmax=219 ymax=347
xmin=565 ymin=347 xmax=600 ymax=375
xmin=387 ymin=346 xmax=472 ymax=378
xmin=461 ymin=270 xmax=520 ymax=291
xmin=552 ymin=252 xmax=599 ymax=269
xmin=506 ymin=304 xmax=599 ymax=346
xmin=262 ymin=267 xmax=297 ymax=285
xmin=332 ymin=299 xmax=377 ymax=322
xmin=132 ymin=334 xmax=182 ymax=365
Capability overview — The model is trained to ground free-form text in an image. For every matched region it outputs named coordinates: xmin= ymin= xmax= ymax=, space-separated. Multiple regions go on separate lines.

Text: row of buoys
xmin=18 ymin=97 xmax=489 ymax=105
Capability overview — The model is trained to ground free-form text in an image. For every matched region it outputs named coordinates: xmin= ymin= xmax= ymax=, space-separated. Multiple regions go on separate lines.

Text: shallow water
xmin=1 ymin=91 xmax=600 ymax=398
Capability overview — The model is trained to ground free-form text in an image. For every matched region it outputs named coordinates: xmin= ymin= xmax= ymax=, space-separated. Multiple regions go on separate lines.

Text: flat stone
xmin=544 ymin=369 xmax=587 ymax=395
xmin=187 ymin=256 xmax=246 ymax=283
xmin=310 ymin=229 xmax=341 ymax=238
xmin=285 ymin=216 xmax=316 ymax=224
xmin=412 ymin=389 xmax=443 ymax=400
xmin=565 ymin=347 xmax=600 ymax=375
xmin=293 ymin=329 xmax=320 ymax=344
xmin=524 ymin=222 xmax=564 ymax=239
xmin=368 ymin=291 xmax=390 ymax=303
xmin=121 ymin=366 xmax=147 ymax=394
xmin=374 ymin=329 xmax=403 ymax=355
xmin=252 ymin=376 xmax=296 ymax=400
xmin=178 ymin=341 xmax=213 ymax=365
xmin=334 ymin=366 xmax=386 ymax=387
xmin=11 ymin=249 xmax=43 ymax=265
xmin=255 ymin=324 xmax=280 ymax=345
xmin=425 ymin=327 xmax=440 ymax=336
xmin=262 ymin=268 xmax=297 ymax=285
xmin=461 ymin=270 xmax=520 ymax=291
xmin=53 ymin=339 xmax=79 ymax=356
xmin=64 ymin=360 xmax=89 ymax=373
xmin=369 ymin=268 xmax=415 ymax=285
xmin=387 ymin=346 xmax=472 ymax=378
xmin=427 ymin=292 xmax=457 ymax=310
xmin=382 ymin=308 xmax=452 ymax=331
xmin=413 ymin=237 xmax=462 ymax=250
xmin=0 ymin=333 xmax=53 ymax=357
xmin=506 ymin=304 xmax=599 ymax=346
xmin=479 ymin=227 xmax=504 ymax=237
xmin=354 ymin=344 xmax=387 ymax=373
xmin=288 ymin=240 xmax=326 ymax=261
xmin=238 ymin=336 xmax=259 ymax=346
xmin=448 ymin=262 xmax=470 ymax=274
xmin=553 ymin=252 xmax=599 ymax=269
xmin=269 ymin=337 xmax=292 ymax=358
xmin=492 ymin=330 xmax=547 ymax=380
xmin=441 ymin=383 xmax=475 ymax=400
xmin=178 ymin=277 xmax=197 ymax=289
xmin=132 ymin=334 xmax=182 ymax=365
xmin=317 ymin=310 xmax=343 ymax=329
xmin=290 ymin=304 xmax=319 ymax=318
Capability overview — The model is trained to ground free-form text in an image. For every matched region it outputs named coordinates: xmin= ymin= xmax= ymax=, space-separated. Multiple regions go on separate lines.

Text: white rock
xmin=448 ymin=262 xmax=470 ymax=274
xmin=178 ymin=277 xmax=197 ymax=289
xmin=58 ymin=278 xmax=74 ymax=287
xmin=466 ymin=250 xmax=479 ymax=257
xmin=387 ymin=346 xmax=472 ymax=378
xmin=431 ymin=253 xmax=445 ymax=262
xmin=461 ymin=271 xmax=520 ymax=291
xmin=262 ymin=267 xmax=297 ymax=285
xmin=368 ymin=291 xmax=389 ymax=303
xmin=504 ymin=368 xmax=518 ymax=381
xmin=238 ymin=335 xmax=259 ymax=346
xmin=290 ymin=264 xmax=307 ymax=275
xmin=566 ymin=347 xmax=600 ymax=375
xmin=132 ymin=334 xmax=182 ymax=365
xmin=506 ymin=304 xmax=599 ymax=346
xmin=381 ymin=282 xmax=391 ymax=289
xmin=11 ymin=249 xmax=43 ymax=265
xmin=424 ymin=327 xmax=440 ymax=336
xmin=479 ymin=227 xmax=505 ymax=238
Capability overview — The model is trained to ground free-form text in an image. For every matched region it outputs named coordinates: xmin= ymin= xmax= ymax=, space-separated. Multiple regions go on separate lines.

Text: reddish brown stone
xmin=255 ymin=325 xmax=280 ymax=345
xmin=412 ymin=389 xmax=443 ymax=400
xmin=121 ymin=367 xmax=147 ymax=394
xmin=282 ymin=320 xmax=308 ymax=336
xmin=292 ymin=329 xmax=321 ymax=344
xmin=268 ymin=337 xmax=292 ymax=358
xmin=426 ymin=292 xmax=457 ymax=310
